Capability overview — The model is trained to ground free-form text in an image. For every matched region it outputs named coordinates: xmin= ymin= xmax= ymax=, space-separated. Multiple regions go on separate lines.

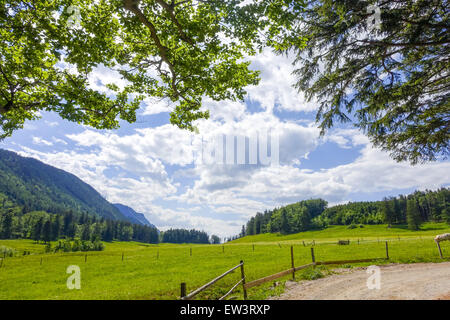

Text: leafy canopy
xmin=0 ymin=0 xmax=299 ymax=138
xmin=3 ymin=0 xmax=447 ymax=165
xmin=274 ymin=0 xmax=449 ymax=164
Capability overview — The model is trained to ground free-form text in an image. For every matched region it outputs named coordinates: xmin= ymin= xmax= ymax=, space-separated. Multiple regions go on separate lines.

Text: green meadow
xmin=1 ymin=222 xmax=449 ymax=300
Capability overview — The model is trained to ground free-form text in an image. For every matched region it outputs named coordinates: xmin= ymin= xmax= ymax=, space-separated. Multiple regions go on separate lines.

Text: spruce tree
xmin=280 ymin=209 xmax=290 ymax=234
xmin=381 ymin=198 xmax=395 ymax=227
xmin=32 ymin=218 xmax=43 ymax=243
xmin=42 ymin=220 xmax=52 ymax=244
xmin=406 ymin=199 xmax=421 ymax=230
xmin=81 ymin=224 xmax=91 ymax=241
xmin=0 ymin=210 xmax=13 ymax=239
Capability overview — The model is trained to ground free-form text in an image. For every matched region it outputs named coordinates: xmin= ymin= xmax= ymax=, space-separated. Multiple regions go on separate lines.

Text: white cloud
xmin=245 ymin=50 xmax=318 ymax=112
xmin=32 ymin=137 xmax=53 ymax=146
xmin=7 ymin=50 xmax=449 ymax=239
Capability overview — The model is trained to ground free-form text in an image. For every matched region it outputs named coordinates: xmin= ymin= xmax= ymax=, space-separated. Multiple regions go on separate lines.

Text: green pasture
xmin=0 ymin=223 xmax=449 ymax=300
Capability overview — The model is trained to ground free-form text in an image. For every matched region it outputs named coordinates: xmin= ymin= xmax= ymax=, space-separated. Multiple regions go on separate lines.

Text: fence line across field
xmin=180 ymin=241 xmax=393 ymax=300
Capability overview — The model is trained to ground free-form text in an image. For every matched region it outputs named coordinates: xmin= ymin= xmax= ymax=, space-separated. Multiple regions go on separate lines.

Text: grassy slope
xmin=230 ymin=222 xmax=450 ymax=244
xmin=0 ymin=222 xmax=449 ymax=300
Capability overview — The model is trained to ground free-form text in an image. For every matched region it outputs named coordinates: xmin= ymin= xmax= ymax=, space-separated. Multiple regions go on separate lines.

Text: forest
xmin=0 ymin=198 xmax=159 ymax=244
xmin=160 ymin=229 xmax=211 ymax=244
xmin=0 ymin=193 xmax=216 ymax=245
xmin=240 ymin=188 xmax=450 ymax=238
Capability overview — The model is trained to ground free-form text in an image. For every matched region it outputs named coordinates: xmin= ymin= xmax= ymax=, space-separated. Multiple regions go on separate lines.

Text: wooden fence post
xmin=302 ymin=241 xmax=305 ymax=247
xmin=436 ymin=241 xmax=443 ymax=259
xmin=385 ymin=241 xmax=389 ymax=260
xmin=180 ymin=282 xmax=186 ymax=299
xmin=240 ymin=260 xmax=247 ymax=300
xmin=311 ymin=247 xmax=315 ymax=267
xmin=190 ymin=248 xmax=192 ymax=256
xmin=122 ymin=252 xmax=124 ymax=262
xmin=291 ymin=246 xmax=295 ymax=280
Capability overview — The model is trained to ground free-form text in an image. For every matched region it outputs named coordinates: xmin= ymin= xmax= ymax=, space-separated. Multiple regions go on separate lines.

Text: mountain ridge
xmin=113 ymin=203 xmax=157 ymax=229
xmin=0 ymin=148 xmax=155 ymax=227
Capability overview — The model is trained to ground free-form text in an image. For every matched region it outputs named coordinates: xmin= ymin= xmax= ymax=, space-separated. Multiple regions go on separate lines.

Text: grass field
xmin=0 ymin=222 xmax=449 ymax=300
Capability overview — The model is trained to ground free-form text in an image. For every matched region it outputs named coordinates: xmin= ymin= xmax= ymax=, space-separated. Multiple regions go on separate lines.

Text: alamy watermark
xmin=66 ymin=265 xmax=81 ymax=290
xmin=366 ymin=3 xmax=382 ymax=32
xmin=366 ymin=265 xmax=381 ymax=290
xmin=66 ymin=5 xmax=81 ymax=28
xmin=192 ymin=132 xmax=279 ymax=166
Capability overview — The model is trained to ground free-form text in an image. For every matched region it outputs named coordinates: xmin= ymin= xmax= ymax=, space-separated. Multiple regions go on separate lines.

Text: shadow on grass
xmin=387 ymin=224 xmax=448 ymax=231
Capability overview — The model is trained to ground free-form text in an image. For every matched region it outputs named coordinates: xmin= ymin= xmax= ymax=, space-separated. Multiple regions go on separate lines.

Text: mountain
xmin=0 ymin=148 xmax=151 ymax=225
xmin=113 ymin=203 xmax=157 ymax=229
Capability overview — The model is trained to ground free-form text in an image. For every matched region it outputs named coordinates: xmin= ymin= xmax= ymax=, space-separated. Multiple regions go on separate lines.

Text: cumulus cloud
xmin=6 ymin=51 xmax=449 ymax=238
xmin=245 ymin=49 xmax=318 ymax=112
xmin=32 ymin=137 xmax=53 ymax=146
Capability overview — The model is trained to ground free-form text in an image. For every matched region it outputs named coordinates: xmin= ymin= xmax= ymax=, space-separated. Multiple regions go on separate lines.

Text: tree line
xmin=0 ymin=197 xmax=220 ymax=244
xmin=239 ymin=188 xmax=450 ymax=237
xmin=0 ymin=203 xmax=159 ymax=244
xmin=161 ymin=229 xmax=210 ymax=244
xmin=317 ymin=188 xmax=449 ymax=230
xmin=242 ymin=199 xmax=328 ymax=237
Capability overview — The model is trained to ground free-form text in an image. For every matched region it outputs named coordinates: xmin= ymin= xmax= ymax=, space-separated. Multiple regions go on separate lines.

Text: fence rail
xmin=242 ymin=243 xmax=389 ymax=295
xmin=180 ymin=241 xmax=396 ymax=300
xmin=181 ymin=261 xmax=245 ymax=300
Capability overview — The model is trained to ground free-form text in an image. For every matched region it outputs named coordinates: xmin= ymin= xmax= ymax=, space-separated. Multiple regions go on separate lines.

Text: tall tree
xmin=0 ymin=209 xmax=13 ymax=239
xmin=80 ymin=224 xmax=91 ymax=241
xmin=51 ymin=215 xmax=61 ymax=241
xmin=32 ymin=218 xmax=43 ymax=242
xmin=41 ymin=220 xmax=52 ymax=243
xmin=210 ymin=235 xmax=221 ymax=244
xmin=0 ymin=0 xmax=274 ymax=138
xmin=275 ymin=0 xmax=449 ymax=164
xmin=381 ymin=198 xmax=395 ymax=226
xmin=280 ymin=208 xmax=290 ymax=234
xmin=406 ymin=199 xmax=422 ymax=230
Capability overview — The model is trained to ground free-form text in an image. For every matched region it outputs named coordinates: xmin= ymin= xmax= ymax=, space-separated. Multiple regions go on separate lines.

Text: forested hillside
xmin=0 ymin=195 xmax=159 ymax=244
xmin=240 ymin=189 xmax=450 ymax=238
xmin=0 ymin=149 xmax=126 ymax=221
xmin=0 ymin=150 xmax=219 ymax=245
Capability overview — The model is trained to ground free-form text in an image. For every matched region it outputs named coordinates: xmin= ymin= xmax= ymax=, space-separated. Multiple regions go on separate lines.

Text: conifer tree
xmin=406 ymin=199 xmax=422 ymax=230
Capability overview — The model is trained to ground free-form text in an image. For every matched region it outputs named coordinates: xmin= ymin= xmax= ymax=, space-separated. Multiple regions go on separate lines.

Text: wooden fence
xmin=180 ymin=260 xmax=247 ymax=300
xmin=180 ymin=241 xmax=390 ymax=300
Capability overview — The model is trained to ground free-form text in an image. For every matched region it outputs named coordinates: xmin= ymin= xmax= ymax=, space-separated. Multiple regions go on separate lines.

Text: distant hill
xmin=0 ymin=148 xmax=152 ymax=226
xmin=238 ymin=188 xmax=449 ymax=240
xmin=113 ymin=203 xmax=158 ymax=230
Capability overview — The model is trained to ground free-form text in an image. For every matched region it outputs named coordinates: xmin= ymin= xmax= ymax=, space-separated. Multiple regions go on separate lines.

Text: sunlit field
xmin=1 ymin=223 xmax=449 ymax=300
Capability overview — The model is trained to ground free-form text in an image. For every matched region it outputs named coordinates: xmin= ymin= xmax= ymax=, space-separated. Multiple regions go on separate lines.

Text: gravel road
xmin=270 ymin=262 xmax=450 ymax=300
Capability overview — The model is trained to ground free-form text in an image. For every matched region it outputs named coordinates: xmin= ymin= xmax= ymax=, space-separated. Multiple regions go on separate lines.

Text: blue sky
xmin=1 ymin=50 xmax=449 ymax=239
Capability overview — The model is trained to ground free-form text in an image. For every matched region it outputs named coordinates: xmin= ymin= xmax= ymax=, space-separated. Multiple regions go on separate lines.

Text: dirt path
xmin=270 ymin=262 xmax=450 ymax=300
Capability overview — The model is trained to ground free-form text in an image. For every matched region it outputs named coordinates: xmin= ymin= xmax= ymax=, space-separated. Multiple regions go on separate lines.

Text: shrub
xmin=300 ymin=267 xmax=325 ymax=280
xmin=53 ymin=239 xmax=104 ymax=253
